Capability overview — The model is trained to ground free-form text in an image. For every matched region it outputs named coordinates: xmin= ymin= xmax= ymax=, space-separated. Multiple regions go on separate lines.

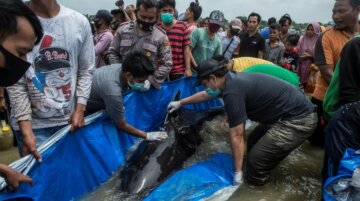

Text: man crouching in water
xmin=168 ymin=58 xmax=317 ymax=186
xmin=86 ymin=51 xmax=168 ymax=141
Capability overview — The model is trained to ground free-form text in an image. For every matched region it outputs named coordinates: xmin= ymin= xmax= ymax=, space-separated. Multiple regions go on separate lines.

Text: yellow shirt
xmin=232 ymin=57 xmax=272 ymax=72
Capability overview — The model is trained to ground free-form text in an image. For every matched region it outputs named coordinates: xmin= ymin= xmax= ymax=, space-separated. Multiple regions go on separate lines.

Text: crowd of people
xmin=0 ymin=0 xmax=359 ymax=197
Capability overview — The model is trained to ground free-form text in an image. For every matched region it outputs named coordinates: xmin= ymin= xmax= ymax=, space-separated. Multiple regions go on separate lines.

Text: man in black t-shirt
xmin=239 ymin=12 xmax=265 ymax=58
xmin=168 ymin=59 xmax=317 ymax=186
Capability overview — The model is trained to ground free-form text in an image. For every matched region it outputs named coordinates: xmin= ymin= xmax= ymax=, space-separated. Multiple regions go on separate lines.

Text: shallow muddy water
xmin=83 ymin=119 xmax=324 ymax=201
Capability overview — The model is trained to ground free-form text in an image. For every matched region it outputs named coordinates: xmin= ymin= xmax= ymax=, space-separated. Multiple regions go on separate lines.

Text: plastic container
xmin=0 ymin=120 xmax=14 ymax=151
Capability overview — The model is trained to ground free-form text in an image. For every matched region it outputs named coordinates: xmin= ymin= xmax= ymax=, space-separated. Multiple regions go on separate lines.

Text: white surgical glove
xmin=146 ymin=131 xmax=168 ymax=141
xmin=140 ymin=80 xmax=151 ymax=92
xmin=167 ymin=101 xmax=182 ymax=113
xmin=233 ymin=171 xmax=243 ymax=186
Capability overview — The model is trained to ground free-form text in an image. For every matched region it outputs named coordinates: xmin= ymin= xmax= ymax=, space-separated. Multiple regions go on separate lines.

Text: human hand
xmin=126 ymin=5 xmax=135 ymax=12
xmin=69 ymin=106 xmax=85 ymax=132
xmin=22 ymin=133 xmax=42 ymax=162
xmin=184 ymin=68 xmax=192 ymax=77
xmin=167 ymin=101 xmax=182 ymax=113
xmin=0 ymin=97 xmax=6 ymax=113
xmin=304 ymin=52 xmax=312 ymax=57
xmin=146 ymin=131 xmax=168 ymax=141
xmin=1 ymin=165 xmax=33 ymax=190
xmin=233 ymin=171 xmax=243 ymax=186
xmin=280 ymin=59 xmax=285 ymax=66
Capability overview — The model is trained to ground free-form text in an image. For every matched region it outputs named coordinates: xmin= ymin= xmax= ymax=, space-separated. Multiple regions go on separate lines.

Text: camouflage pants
xmin=246 ymin=112 xmax=317 ymax=186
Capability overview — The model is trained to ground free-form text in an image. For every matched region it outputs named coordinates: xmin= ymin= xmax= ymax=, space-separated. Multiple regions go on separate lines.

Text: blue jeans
xmin=15 ymin=126 xmax=65 ymax=155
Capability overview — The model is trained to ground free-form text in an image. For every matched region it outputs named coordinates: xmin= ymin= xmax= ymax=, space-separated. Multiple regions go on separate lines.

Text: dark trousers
xmin=246 ymin=113 xmax=317 ymax=186
xmin=323 ymin=101 xmax=360 ymax=181
xmin=308 ymin=97 xmax=325 ymax=146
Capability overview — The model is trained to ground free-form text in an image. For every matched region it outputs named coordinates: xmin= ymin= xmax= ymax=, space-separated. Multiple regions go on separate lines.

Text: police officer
xmin=108 ymin=0 xmax=173 ymax=90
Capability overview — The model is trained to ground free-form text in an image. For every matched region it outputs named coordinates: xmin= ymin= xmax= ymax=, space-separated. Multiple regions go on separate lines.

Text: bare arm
xmin=190 ymin=46 xmax=197 ymax=67
xmin=69 ymin=103 xmax=86 ymax=132
xmin=232 ymin=43 xmax=240 ymax=58
xmin=7 ymin=77 xmax=42 ymax=161
xmin=0 ymin=87 xmax=6 ymax=112
xmin=122 ymin=8 xmax=132 ymax=22
xmin=184 ymin=45 xmax=192 ymax=77
xmin=229 ymin=124 xmax=245 ymax=172
xmin=258 ymin=51 xmax=264 ymax=59
xmin=0 ymin=164 xmax=32 ymax=190
xmin=318 ymin=64 xmax=334 ymax=85
xmin=258 ymin=37 xmax=266 ymax=59
xmin=115 ymin=117 xmax=147 ymax=138
xmin=18 ymin=120 xmax=42 ymax=162
xmin=179 ymin=91 xmax=213 ymax=105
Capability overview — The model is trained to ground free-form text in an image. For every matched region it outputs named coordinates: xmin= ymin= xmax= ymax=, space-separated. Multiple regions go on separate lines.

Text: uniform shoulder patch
xmin=119 ymin=21 xmax=136 ymax=33
xmin=154 ymin=25 xmax=167 ymax=35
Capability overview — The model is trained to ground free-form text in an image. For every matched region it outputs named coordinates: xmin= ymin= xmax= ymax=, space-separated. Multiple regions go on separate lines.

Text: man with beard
xmin=309 ymin=0 xmax=359 ymax=147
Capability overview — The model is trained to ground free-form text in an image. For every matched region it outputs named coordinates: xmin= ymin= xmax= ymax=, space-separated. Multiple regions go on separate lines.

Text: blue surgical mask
xmin=161 ymin=13 xmax=174 ymax=24
xmin=205 ymin=77 xmax=221 ymax=97
xmin=128 ymin=81 xmax=144 ymax=91
xmin=205 ymin=88 xmax=221 ymax=97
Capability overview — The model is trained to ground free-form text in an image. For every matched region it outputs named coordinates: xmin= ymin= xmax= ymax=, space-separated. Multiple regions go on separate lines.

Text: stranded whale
xmin=119 ymin=108 xmax=225 ymax=197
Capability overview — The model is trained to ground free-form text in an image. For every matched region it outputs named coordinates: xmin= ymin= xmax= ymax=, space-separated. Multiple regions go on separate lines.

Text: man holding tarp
xmin=7 ymin=0 xmax=95 ymax=162
xmin=87 ymin=52 xmax=168 ymax=141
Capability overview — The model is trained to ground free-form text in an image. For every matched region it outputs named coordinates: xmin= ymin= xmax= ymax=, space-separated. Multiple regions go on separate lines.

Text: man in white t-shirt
xmin=7 ymin=0 xmax=95 ymax=162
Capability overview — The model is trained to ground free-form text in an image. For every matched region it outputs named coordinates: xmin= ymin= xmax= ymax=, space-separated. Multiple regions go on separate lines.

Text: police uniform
xmin=108 ymin=21 xmax=173 ymax=88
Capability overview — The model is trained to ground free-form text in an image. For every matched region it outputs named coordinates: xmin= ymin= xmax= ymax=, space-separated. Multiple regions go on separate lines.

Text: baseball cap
xmin=230 ymin=19 xmax=242 ymax=31
xmin=208 ymin=10 xmax=224 ymax=26
xmin=195 ymin=59 xmax=224 ymax=86
xmin=95 ymin=10 xmax=113 ymax=25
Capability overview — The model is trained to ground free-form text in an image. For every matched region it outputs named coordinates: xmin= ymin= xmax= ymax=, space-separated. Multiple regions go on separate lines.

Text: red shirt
xmin=159 ymin=21 xmax=190 ymax=75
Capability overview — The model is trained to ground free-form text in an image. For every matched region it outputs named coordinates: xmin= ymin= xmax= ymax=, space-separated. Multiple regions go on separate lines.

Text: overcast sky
xmin=59 ymin=0 xmax=333 ymax=23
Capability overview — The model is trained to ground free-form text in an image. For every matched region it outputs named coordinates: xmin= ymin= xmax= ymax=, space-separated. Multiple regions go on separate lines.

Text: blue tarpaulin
xmin=324 ymin=149 xmax=360 ymax=201
xmin=0 ymin=77 xmax=225 ymax=201
xmin=144 ymin=153 xmax=234 ymax=201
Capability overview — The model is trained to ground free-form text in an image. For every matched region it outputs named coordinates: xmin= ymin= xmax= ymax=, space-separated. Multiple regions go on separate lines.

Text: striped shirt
xmin=159 ymin=21 xmax=190 ymax=75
